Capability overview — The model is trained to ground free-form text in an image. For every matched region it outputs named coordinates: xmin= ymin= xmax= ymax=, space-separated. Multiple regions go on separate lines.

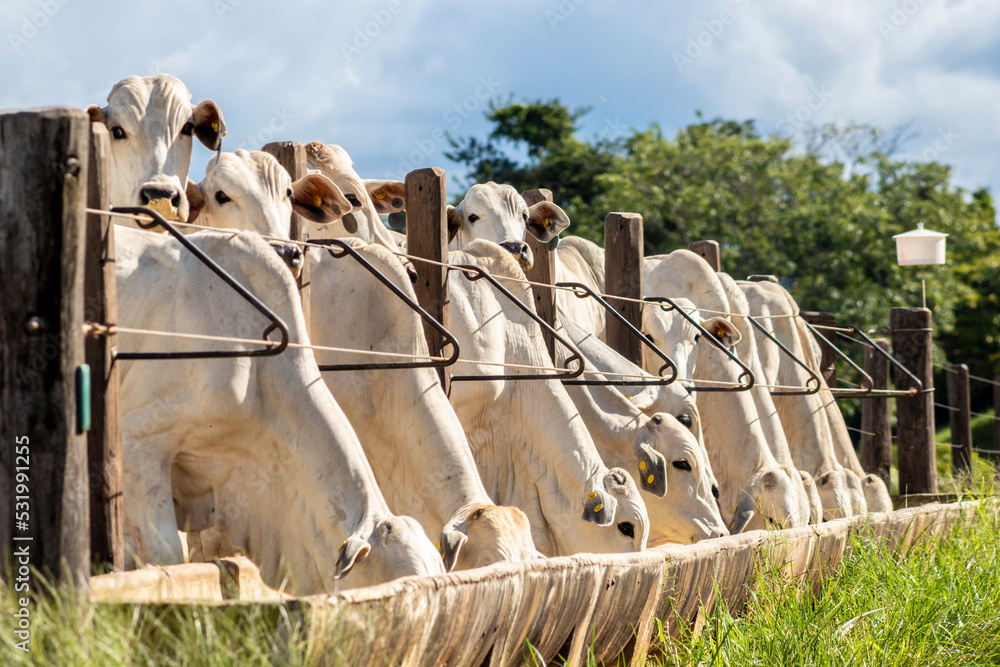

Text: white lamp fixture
xmin=893 ymin=222 xmax=948 ymax=265
xmin=893 ymin=222 xmax=948 ymax=308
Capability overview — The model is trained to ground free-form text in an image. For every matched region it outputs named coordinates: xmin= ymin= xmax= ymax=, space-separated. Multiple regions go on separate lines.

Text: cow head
xmin=87 ymin=75 xmax=225 ymax=222
xmin=731 ymin=466 xmax=809 ymax=533
xmin=642 ymin=297 xmax=703 ymax=382
xmin=640 ymin=414 xmax=729 ymax=543
xmin=187 ymin=150 xmax=349 ymax=237
xmin=437 ymin=504 xmax=540 ymax=571
xmin=446 ymin=182 xmax=570 ymax=270
xmin=798 ymin=469 xmax=824 ymax=524
xmin=579 ymin=468 xmax=649 ymax=553
xmin=861 ymin=473 xmax=892 ymax=513
xmin=813 ymin=468 xmax=855 ymax=521
xmin=303 ymin=142 xmax=404 ymax=250
xmin=331 ymin=515 xmax=444 ymax=588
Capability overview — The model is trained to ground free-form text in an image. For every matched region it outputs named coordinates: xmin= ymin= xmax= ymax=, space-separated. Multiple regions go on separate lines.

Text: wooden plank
xmin=688 ymin=240 xmax=721 ymax=272
xmin=85 ymin=123 xmax=124 ymax=571
xmin=405 ymin=168 xmax=450 ymax=394
xmin=604 ymin=212 xmax=644 ymax=366
xmin=860 ymin=338 xmax=892 ymax=489
xmin=890 ymin=307 xmax=937 ymax=495
xmin=947 ymin=364 xmax=972 ymax=474
xmin=0 ymin=107 xmax=91 ymax=585
xmin=521 ymin=188 xmax=556 ymax=361
xmin=261 ymin=141 xmax=310 ymax=321
xmin=800 ymin=311 xmax=837 ymax=388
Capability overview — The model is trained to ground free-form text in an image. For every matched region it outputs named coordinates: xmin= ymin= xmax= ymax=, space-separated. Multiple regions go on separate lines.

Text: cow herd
xmin=87 ymin=74 xmax=892 ymax=595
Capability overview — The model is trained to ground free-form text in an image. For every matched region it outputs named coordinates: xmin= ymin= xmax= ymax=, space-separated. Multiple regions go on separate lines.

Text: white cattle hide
xmin=115 ymin=227 xmax=443 ymax=593
xmin=447 ymin=241 xmax=648 ymax=556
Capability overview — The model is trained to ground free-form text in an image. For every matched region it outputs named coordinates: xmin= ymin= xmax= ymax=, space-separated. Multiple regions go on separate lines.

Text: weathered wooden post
xmin=521 ymin=188 xmax=557 ymax=361
xmin=405 ymin=167 xmax=450 ymax=394
xmin=801 ymin=311 xmax=838 ymax=388
xmin=890 ymin=307 xmax=936 ymax=494
xmin=605 ymin=212 xmax=644 ymax=366
xmin=947 ymin=364 xmax=972 ymax=474
xmin=1 ymin=107 xmax=91 ymax=586
xmin=85 ymin=123 xmax=124 ymax=571
xmin=262 ymin=141 xmax=310 ymax=320
xmin=688 ymin=240 xmax=721 ymax=272
xmin=860 ymin=338 xmax=892 ymax=489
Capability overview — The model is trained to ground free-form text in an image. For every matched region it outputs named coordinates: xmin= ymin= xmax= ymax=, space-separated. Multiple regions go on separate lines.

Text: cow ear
xmin=627 ymin=388 xmax=656 ymax=412
xmin=637 ymin=442 xmax=667 ymax=498
xmin=583 ymin=480 xmax=617 ymax=527
xmin=364 ymin=180 xmax=406 ymax=214
xmin=438 ymin=528 xmax=467 ymax=572
xmin=525 ymin=201 xmax=570 ymax=243
xmin=446 ymin=205 xmax=464 ymax=243
xmin=729 ymin=493 xmax=756 ymax=534
xmin=291 ymin=173 xmax=350 ymax=224
xmin=86 ymin=105 xmax=107 ymax=125
xmin=192 ymin=100 xmax=226 ymax=151
xmin=701 ymin=317 xmax=742 ymax=348
xmin=185 ymin=179 xmax=206 ymax=224
xmin=331 ymin=536 xmax=370 ymax=580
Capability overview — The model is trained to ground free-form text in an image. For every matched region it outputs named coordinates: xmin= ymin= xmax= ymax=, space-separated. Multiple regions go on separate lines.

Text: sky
xmin=2 ymin=0 xmax=999 ymax=214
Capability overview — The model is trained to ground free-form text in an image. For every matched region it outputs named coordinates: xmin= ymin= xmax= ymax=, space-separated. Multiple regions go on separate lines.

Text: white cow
xmin=555 ymin=316 xmax=728 ymax=544
xmin=115 ymin=226 xmax=444 ymax=593
xmin=448 ymin=240 xmax=649 ymax=556
xmin=307 ymin=239 xmax=541 ymax=570
xmin=444 ymin=182 xmax=569 ymax=270
xmin=644 ymin=250 xmax=812 ymax=531
xmin=87 ymin=75 xmax=225 ymax=223
xmin=304 ymin=141 xmax=406 ymax=250
xmin=739 ymin=280 xmax=891 ymax=514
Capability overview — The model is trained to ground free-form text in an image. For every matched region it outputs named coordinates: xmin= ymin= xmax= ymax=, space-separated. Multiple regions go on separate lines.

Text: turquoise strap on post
xmin=76 ymin=364 xmax=91 ymax=433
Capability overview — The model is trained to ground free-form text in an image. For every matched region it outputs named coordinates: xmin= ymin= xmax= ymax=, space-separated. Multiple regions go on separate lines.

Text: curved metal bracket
xmin=800 ymin=319 xmax=873 ymax=397
xmin=745 ymin=315 xmax=822 ymax=396
xmin=644 ymin=297 xmax=754 ymax=392
xmin=840 ymin=326 xmax=923 ymax=397
xmin=556 ymin=282 xmax=678 ymax=386
xmin=113 ymin=206 xmax=290 ymax=360
xmin=450 ymin=265 xmax=584 ymax=382
xmin=307 ymin=239 xmax=460 ymax=371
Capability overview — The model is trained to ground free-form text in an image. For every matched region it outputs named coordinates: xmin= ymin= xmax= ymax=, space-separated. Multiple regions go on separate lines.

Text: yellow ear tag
xmin=543 ymin=217 xmax=551 ymax=228
xmin=436 ymin=541 xmax=441 ymax=551
xmin=211 ymin=121 xmax=219 ymax=132
xmin=314 ymin=195 xmax=323 ymax=207
xmin=587 ymin=491 xmax=597 ymax=500
xmin=339 ymin=541 xmax=346 ymax=550
xmin=594 ymin=504 xmax=603 ymax=513
xmin=647 ymin=474 xmax=655 ymax=485
xmin=717 ymin=329 xmax=726 ymax=338
xmin=639 ymin=461 xmax=647 ymax=471
xmin=374 ymin=189 xmax=386 ymax=200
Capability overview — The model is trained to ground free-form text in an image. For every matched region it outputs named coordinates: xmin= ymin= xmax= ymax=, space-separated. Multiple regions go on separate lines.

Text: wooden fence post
xmin=0 ymin=107 xmax=91 ymax=586
xmin=405 ymin=168 xmax=450 ymax=394
xmin=947 ymin=364 xmax=972 ymax=474
xmin=604 ymin=212 xmax=644 ymax=366
xmin=890 ymin=307 xmax=937 ymax=495
xmin=521 ymin=188 xmax=556 ymax=361
xmin=85 ymin=123 xmax=124 ymax=571
xmin=262 ymin=141 xmax=310 ymax=322
xmin=801 ymin=311 xmax=838 ymax=388
xmin=860 ymin=339 xmax=892 ymax=489
xmin=688 ymin=240 xmax=721 ymax=272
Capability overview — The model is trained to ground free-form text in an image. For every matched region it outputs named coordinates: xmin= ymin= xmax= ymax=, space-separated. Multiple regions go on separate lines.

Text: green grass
xmin=934 ymin=409 xmax=998 ymax=494
xmin=647 ymin=500 xmax=1000 ymax=666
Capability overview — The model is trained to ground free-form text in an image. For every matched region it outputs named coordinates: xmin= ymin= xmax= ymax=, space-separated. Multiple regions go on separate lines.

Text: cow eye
xmin=111 ymin=126 xmax=127 ymax=140
xmin=617 ymin=522 xmax=634 ymax=539
xmin=215 ymin=191 xmax=231 ymax=204
xmin=345 ymin=193 xmax=362 ymax=207
xmin=677 ymin=413 xmax=693 ymax=428
xmin=522 ymin=212 xmax=528 ymax=221
xmin=712 ymin=484 xmax=720 ymax=500
xmin=672 ymin=460 xmax=692 ymax=472
xmin=694 ymin=333 xmax=701 ymax=343
xmin=468 ymin=214 xmax=479 ymax=223
xmin=180 ymin=122 xmax=194 ymax=136
xmin=286 ymin=187 xmax=293 ymax=199
xmin=470 ymin=507 xmax=485 ymax=521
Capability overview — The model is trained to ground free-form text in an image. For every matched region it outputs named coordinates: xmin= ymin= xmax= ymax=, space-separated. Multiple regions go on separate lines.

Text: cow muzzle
xmin=140 ymin=185 xmax=185 ymax=222
xmin=271 ymin=242 xmax=304 ymax=278
xmin=499 ymin=240 xmax=533 ymax=271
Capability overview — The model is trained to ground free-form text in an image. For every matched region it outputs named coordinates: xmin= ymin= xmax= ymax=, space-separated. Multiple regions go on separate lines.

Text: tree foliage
xmin=447 ymin=101 xmax=1000 ymax=386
